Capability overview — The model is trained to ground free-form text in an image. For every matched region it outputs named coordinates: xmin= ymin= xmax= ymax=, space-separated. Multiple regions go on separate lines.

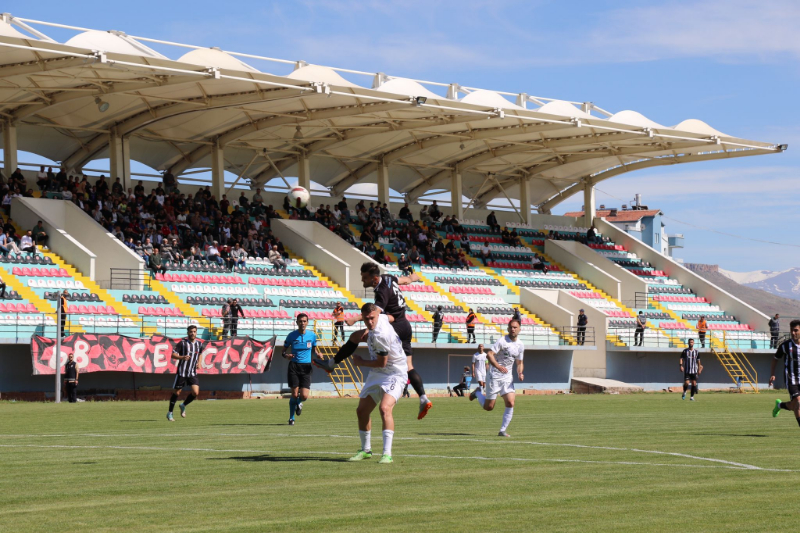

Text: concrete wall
xmin=545 ymin=239 xmax=622 ymax=300
xmin=272 ymin=219 xmax=377 ymax=292
xmin=566 ymin=240 xmax=649 ymax=304
xmin=0 ymin=343 xmax=575 ymax=393
xmin=11 ymin=198 xmax=144 ymax=287
xmin=595 ymin=218 xmax=770 ymax=329
xmin=520 ymin=288 xmax=575 ymax=329
xmin=555 ymin=290 xmax=608 ymax=379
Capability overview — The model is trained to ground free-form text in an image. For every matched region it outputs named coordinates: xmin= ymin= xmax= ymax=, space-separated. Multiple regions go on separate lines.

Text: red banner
xmin=31 ymin=334 xmax=275 ymax=375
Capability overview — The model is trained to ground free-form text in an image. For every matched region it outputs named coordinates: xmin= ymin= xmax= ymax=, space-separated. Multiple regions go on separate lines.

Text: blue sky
xmin=9 ymin=0 xmax=800 ymax=272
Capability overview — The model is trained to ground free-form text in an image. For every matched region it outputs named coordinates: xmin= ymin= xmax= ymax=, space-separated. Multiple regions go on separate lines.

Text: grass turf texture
xmin=0 ymin=393 xmax=796 ymax=532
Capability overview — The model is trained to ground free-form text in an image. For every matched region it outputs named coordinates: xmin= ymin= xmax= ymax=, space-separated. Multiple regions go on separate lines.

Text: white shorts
xmin=473 ymin=368 xmax=486 ymax=382
xmin=360 ymin=371 xmax=405 ymax=404
xmin=485 ymin=374 xmax=515 ymax=400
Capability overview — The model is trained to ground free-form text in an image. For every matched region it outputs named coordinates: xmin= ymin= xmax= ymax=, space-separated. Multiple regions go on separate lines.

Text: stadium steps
xmin=0 ymin=264 xmax=83 ymax=333
xmin=312 ymin=320 xmax=364 ymax=397
xmin=38 ymin=249 xmax=157 ymax=336
xmin=473 ymin=264 xmax=575 ymax=344
xmin=712 ymin=336 xmax=759 ymax=393
xmin=286 ymin=252 xmax=364 ymax=309
xmin=414 ymin=270 xmax=503 ymax=338
xmin=146 ymin=274 xmax=214 ymax=331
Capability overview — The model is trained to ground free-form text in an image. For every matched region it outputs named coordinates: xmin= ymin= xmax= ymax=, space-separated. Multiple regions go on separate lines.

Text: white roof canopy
xmin=0 ymin=15 xmax=784 ymax=211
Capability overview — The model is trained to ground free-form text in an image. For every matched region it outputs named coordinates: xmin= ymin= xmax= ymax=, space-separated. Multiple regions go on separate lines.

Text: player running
xmin=680 ymin=339 xmax=702 ymax=401
xmin=469 ymin=319 xmax=524 ymax=437
xmin=472 ymin=343 xmax=487 ymax=391
xmin=282 ymin=313 xmax=320 ymax=426
xmin=313 ymin=262 xmax=432 ymax=419
xmin=348 ymin=303 xmax=408 ymax=464
xmin=167 ymin=325 xmax=203 ymax=421
xmin=771 ymin=320 xmax=800 ymax=423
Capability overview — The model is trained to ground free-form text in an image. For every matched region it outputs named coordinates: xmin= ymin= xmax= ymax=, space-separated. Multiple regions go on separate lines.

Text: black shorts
xmin=684 ymin=374 xmax=698 ymax=382
xmin=173 ymin=374 xmax=199 ymax=390
xmin=788 ymin=382 xmax=800 ymax=399
xmin=391 ymin=318 xmax=413 ymax=357
xmin=288 ymin=361 xmax=313 ymax=389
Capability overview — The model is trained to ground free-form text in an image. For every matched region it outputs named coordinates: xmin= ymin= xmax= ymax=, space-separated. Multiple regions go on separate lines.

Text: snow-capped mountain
xmin=719 ymin=267 xmax=800 ymax=301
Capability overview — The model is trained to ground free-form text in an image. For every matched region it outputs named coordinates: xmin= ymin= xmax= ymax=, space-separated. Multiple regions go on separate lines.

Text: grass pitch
xmin=0 ymin=393 xmax=797 ymax=532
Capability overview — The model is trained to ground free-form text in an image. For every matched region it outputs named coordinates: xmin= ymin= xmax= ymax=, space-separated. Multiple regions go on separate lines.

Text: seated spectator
xmin=420 ymin=205 xmax=433 ymax=227
xmin=586 ymin=225 xmax=597 ymax=244
xmin=0 ymin=230 xmax=20 ymax=256
xmin=532 ymin=254 xmax=549 ymax=274
xmin=487 ymin=211 xmax=500 ymax=232
xmin=206 ymin=241 xmax=224 ymax=265
xmin=459 ymin=234 xmax=471 ymax=253
xmin=398 ymin=253 xmax=413 ymax=276
xmin=408 ymin=245 xmax=421 ymax=267
xmin=480 ymin=242 xmax=492 ymax=266
xmin=501 ymin=227 xmax=512 ymax=244
xmin=429 ymin=200 xmax=442 ymax=221
xmin=267 ymin=247 xmax=286 ymax=270
xmin=442 ymin=215 xmax=455 ymax=234
xmin=149 ymin=247 xmax=167 ymax=276
xmin=398 ymin=202 xmax=413 ymax=223
xmin=373 ymin=246 xmax=388 ymax=265
xmin=36 ymin=166 xmax=48 ymax=191
xmin=20 ymin=230 xmax=36 ymax=255
xmin=229 ymin=242 xmax=247 ymax=270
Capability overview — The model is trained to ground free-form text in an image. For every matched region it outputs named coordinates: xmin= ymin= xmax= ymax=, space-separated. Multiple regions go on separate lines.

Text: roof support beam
xmin=297 ymin=151 xmax=311 ymax=191
xmin=376 ymin=160 xmax=390 ymax=206
xmin=3 ymin=119 xmax=17 ymax=177
xmin=519 ymin=175 xmax=532 ymax=225
xmin=210 ymin=139 xmax=225 ymax=201
xmin=583 ymin=181 xmax=595 ymax=228
xmin=451 ymin=168 xmax=463 ymax=220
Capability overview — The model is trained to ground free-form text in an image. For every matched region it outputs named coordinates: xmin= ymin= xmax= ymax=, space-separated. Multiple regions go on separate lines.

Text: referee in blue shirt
xmin=282 ymin=313 xmax=320 ymax=425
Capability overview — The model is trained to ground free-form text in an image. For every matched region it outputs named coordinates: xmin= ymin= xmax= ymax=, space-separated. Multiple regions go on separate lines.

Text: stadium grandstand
xmin=0 ymin=14 xmax=789 ymax=399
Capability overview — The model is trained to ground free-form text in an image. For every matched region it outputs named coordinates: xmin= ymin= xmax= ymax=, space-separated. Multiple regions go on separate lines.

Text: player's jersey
xmin=775 ymin=340 xmax=800 ymax=386
xmin=373 ymin=274 xmax=407 ymax=322
xmin=487 ymin=335 xmax=524 ymax=381
xmin=681 ymin=348 xmax=700 ymax=374
xmin=283 ymin=329 xmax=317 ymax=364
xmin=472 ymin=351 xmax=487 ymax=378
xmin=175 ymin=338 xmax=203 ymax=377
xmin=367 ymin=314 xmax=408 ymax=377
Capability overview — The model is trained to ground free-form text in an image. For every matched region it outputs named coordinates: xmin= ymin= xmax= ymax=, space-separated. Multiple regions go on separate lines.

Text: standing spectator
xmin=229 ymin=298 xmax=244 ymax=337
xmin=487 ymin=211 xmax=500 ymax=232
xmin=577 ymin=309 xmax=588 ymax=346
xmin=332 ymin=302 xmax=345 ymax=341
xmin=64 ymin=352 xmax=79 ymax=403
xmin=59 ymin=289 xmax=69 ymax=337
xmin=769 ymin=314 xmax=781 ymax=349
xmin=149 ymin=247 xmax=167 ymax=276
xmin=451 ymin=367 xmax=471 ymax=397
xmin=472 ymin=344 xmax=487 ymax=391
xmin=512 ymin=307 xmax=522 ymax=323
xmin=220 ymin=299 xmax=232 ymax=338
xmin=32 ymin=220 xmax=50 ymax=250
xmin=634 ymin=311 xmax=647 ymax=347
xmin=36 ymin=166 xmax=48 ymax=191
xmin=431 ymin=305 xmax=444 ymax=343
xmin=466 ymin=308 xmax=477 ymax=343
xmin=696 ymin=315 xmax=708 ymax=348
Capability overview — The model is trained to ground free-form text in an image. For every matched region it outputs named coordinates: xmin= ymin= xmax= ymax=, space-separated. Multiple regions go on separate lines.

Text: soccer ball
xmin=287 ymin=186 xmax=310 ymax=209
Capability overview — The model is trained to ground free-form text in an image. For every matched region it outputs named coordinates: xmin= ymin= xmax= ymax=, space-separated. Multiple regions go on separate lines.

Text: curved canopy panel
xmin=64 ymin=30 xmax=167 ymax=58
xmin=0 ymin=21 xmax=28 ymax=39
xmin=178 ymin=48 xmax=261 ymax=73
xmin=0 ymin=14 xmax=781 ymax=214
xmin=377 ymin=78 xmax=442 ymax=100
xmin=287 ymin=65 xmax=361 ymax=88
xmin=536 ymin=100 xmax=593 ymax=119
xmin=460 ymin=90 xmax=525 ymax=110
xmin=608 ymin=110 xmax=665 ymax=129
xmin=673 ymin=119 xmax=729 ymax=138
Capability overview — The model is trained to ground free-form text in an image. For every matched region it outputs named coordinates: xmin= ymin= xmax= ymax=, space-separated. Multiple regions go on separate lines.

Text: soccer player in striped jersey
xmin=167 ymin=325 xmax=204 ymax=422
xmin=680 ymin=339 xmax=702 ymax=401
xmin=771 ymin=320 xmax=800 ymax=422
xmin=469 ymin=319 xmax=524 ymax=437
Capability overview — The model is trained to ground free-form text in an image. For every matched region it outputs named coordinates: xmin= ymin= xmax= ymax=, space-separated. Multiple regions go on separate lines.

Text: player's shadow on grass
xmin=211 ymin=423 xmax=290 ymax=427
xmin=697 ymin=433 xmax=768 ymax=438
xmin=418 ymin=432 xmax=475 ymax=436
xmin=211 ymin=455 xmax=347 ymax=463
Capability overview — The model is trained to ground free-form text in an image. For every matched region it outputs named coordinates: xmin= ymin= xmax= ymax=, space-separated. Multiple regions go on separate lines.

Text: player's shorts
xmin=288 ymin=361 xmax=313 ymax=390
xmin=391 ymin=318 xmax=413 ymax=357
xmin=787 ymin=380 xmax=800 ymax=399
xmin=485 ymin=373 xmax=515 ymax=400
xmin=473 ymin=368 xmax=486 ymax=382
xmin=173 ymin=374 xmax=199 ymax=390
xmin=360 ymin=371 xmax=405 ymax=404
xmin=684 ymin=373 xmax=698 ymax=381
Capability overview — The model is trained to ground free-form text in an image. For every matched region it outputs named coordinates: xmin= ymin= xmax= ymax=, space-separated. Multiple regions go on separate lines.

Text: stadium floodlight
xmin=94 ymin=97 xmax=109 ymax=113
xmin=778 ymin=144 xmax=788 ymax=151
xmin=414 ymin=96 xmax=427 ymax=106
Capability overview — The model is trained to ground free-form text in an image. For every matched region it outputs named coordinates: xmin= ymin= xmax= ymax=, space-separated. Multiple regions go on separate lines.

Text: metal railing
xmin=607 ymin=327 xmax=784 ymax=350
xmin=108 ymin=268 xmax=150 ymax=291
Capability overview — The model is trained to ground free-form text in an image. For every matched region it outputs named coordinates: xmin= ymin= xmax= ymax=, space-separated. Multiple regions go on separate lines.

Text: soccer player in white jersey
xmin=472 ymin=343 xmax=488 ymax=391
xmin=470 ymin=319 xmax=524 ymax=437
xmin=348 ymin=303 xmax=408 ymax=464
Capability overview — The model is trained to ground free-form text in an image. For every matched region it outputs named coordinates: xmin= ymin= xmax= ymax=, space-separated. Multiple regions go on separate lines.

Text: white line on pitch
xmin=0 ymin=443 xmax=792 ymax=472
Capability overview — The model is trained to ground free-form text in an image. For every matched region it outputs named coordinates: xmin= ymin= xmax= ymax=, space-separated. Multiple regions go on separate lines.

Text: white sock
xmin=500 ymin=407 xmax=514 ymax=432
xmin=419 ymin=394 xmax=429 ymax=404
xmin=359 ymin=430 xmax=371 ymax=452
xmin=382 ymin=430 xmax=394 ymax=456
xmin=476 ymin=389 xmax=485 ymax=407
